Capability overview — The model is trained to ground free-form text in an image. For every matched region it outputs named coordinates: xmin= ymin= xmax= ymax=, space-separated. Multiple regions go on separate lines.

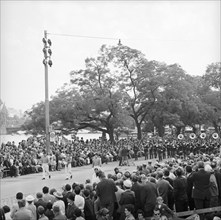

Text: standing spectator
xmin=10 ymin=192 xmax=23 ymax=219
xmin=42 ymin=186 xmax=56 ymax=205
xmin=189 ymin=161 xmax=211 ymax=220
xmin=37 ymin=206 xmax=48 ymax=220
xmin=156 ymin=171 xmax=173 ymax=206
xmin=65 ymin=193 xmax=77 ymax=220
xmin=13 ymin=199 xmax=32 ymax=220
xmin=62 ymin=184 xmax=73 ymax=210
xmin=173 ymin=167 xmax=188 ymax=212
xmin=83 ymin=189 xmax=95 ymax=220
xmin=26 ymin=195 xmax=37 ymax=220
xmin=205 ymin=164 xmax=219 ymax=207
xmin=74 ymin=186 xmax=85 ymax=212
xmin=45 ymin=202 xmax=54 ymax=220
xmin=140 ymin=176 xmax=158 ymax=218
xmin=163 ymin=169 xmax=174 ymax=210
xmin=53 ymin=192 xmax=65 ymax=216
xmin=34 ymin=193 xmax=47 ymax=210
xmin=52 ymin=206 xmax=67 ymax=220
xmin=211 ymin=161 xmax=221 ymax=205
xmin=96 ymin=171 xmax=118 ymax=219
xmin=124 ymin=204 xmax=135 ymax=220
xmin=119 ymin=179 xmax=135 ymax=220
xmin=186 ymin=165 xmax=195 ymax=210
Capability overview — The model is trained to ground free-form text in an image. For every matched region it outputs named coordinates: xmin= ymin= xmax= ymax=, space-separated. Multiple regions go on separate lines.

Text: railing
xmin=174 ymin=206 xmax=221 ymax=220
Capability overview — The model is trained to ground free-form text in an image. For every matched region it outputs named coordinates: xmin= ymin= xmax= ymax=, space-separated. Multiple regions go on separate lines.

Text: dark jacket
xmin=173 ymin=176 xmax=188 ymax=201
xmin=189 ymin=169 xmax=211 ymax=200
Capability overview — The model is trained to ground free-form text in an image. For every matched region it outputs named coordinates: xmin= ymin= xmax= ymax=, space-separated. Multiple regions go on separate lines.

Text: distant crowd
xmin=0 ymin=150 xmax=221 ymax=220
xmin=0 ymin=135 xmax=220 ymax=178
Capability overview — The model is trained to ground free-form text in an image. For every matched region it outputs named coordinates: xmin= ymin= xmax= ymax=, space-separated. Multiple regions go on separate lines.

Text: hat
xmin=26 ymin=195 xmax=35 ymax=202
xmin=53 ymin=191 xmax=63 ymax=199
xmin=123 ymin=179 xmax=132 ymax=188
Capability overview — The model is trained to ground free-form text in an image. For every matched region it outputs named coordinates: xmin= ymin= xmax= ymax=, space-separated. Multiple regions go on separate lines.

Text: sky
xmin=1 ymin=1 xmax=220 ymax=112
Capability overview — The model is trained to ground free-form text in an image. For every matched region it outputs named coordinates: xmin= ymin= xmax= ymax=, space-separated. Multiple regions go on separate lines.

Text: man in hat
xmin=119 ymin=179 xmax=135 ymax=220
xmin=53 ymin=191 xmax=65 ymax=216
xmin=26 ymin=195 xmax=37 ymax=220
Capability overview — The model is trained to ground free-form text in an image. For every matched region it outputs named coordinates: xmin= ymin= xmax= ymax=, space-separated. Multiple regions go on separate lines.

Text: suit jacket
xmin=156 ymin=179 xmax=172 ymax=205
xmin=140 ymin=182 xmax=158 ymax=216
xmin=65 ymin=202 xmax=77 ymax=220
xmin=155 ymin=203 xmax=173 ymax=217
xmin=119 ymin=190 xmax=135 ymax=213
xmin=13 ymin=207 xmax=32 ymax=220
xmin=173 ymin=176 xmax=188 ymax=201
xmin=96 ymin=178 xmax=117 ymax=205
xmin=131 ymin=182 xmax=142 ymax=211
xmin=53 ymin=213 xmax=67 ymax=220
xmin=189 ymin=169 xmax=211 ymax=200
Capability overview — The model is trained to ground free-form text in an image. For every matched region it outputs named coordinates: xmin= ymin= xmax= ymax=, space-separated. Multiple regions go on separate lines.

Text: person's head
xmin=18 ymin=199 xmax=26 ymax=208
xmin=67 ymin=192 xmax=75 ymax=203
xmin=175 ymin=168 xmax=183 ymax=177
xmin=114 ymin=167 xmax=119 ymax=174
xmin=42 ymin=186 xmax=49 ymax=194
xmin=46 ymin=202 xmax=53 ymax=210
xmin=137 ymin=209 xmax=145 ymax=219
xmin=65 ymin=184 xmax=71 ymax=191
xmin=49 ymin=188 xmax=56 ymax=195
xmin=123 ymin=179 xmax=132 ymax=189
xmin=2 ymin=205 xmax=10 ymax=214
xmin=197 ymin=161 xmax=204 ymax=169
xmin=36 ymin=192 xmax=43 ymax=199
xmin=38 ymin=206 xmax=45 ymax=216
xmin=74 ymin=208 xmax=82 ymax=217
xmin=83 ymin=189 xmax=90 ymax=198
xmin=98 ymin=208 xmax=109 ymax=217
xmin=74 ymin=186 xmax=81 ymax=195
xmin=156 ymin=196 xmax=164 ymax=205
xmin=124 ymin=204 xmax=134 ymax=217
xmin=153 ymin=208 xmax=161 ymax=220
xmin=185 ymin=165 xmax=192 ymax=174
xmin=98 ymin=171 xmax=106 ymax=179
xmin=53 ymin=205 xmax=60 ymax=215
xmin=157 ymin=171 xmax=163 ymax=179
xmin=26 ymin=195 xmax=35 ymax=204
xmin=163 ymin=169 xmax=170 ymax=177
xmin=16 ymin=192 xmax=23 ymax=200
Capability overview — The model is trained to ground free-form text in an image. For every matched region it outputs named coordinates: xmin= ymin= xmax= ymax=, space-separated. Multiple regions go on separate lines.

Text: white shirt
xmin=74 ymin=194 xmax=85 ymax=211
xmin=53 ymin=200 xmax=65 ymax=215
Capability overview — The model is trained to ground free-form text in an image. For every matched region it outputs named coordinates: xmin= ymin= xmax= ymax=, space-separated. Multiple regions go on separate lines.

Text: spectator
xmin=13 ymin=199 xmax=32 ymax=220
xmin=10 ymin=192 xmax=23 ymax=219
xmin=74 ymin=186 xmax=85 ymax=212
xmin=83 ymin=189 xmax=95 ymax=220
xmin=96 ymin=171 xmax=118 ymax=219
xmin=25 ymin=195 xmax=37 ymax=220
xmin=37 ymin=206 xmax=48 ymax=220
xmin=52 ymin=205 xmax=67 ymax=220
xmin=65 ymin=192 xmax=77 ymax=220
xmin=53 ymin=192 xmax=65 ymax=216
xmin=173 ymin=167 xmax=188 ymax=212
xmin=42 ymin=186 xmax=56 ymax=205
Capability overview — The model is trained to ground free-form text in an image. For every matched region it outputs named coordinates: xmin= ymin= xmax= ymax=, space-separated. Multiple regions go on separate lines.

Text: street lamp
xmin=42 ymin=30 xmax=52 ymax=154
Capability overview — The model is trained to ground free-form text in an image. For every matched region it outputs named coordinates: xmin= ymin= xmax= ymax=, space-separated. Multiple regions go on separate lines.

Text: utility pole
xmin=42 ymin=30 xmax=52 ymax=154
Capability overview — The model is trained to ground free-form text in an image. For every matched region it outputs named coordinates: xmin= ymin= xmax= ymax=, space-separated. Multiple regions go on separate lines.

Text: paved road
xmin=0 ymin=157 xmax=159 ymax=207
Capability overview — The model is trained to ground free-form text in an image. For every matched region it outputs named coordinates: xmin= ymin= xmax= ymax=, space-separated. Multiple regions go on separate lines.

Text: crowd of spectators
xmin=0 ymin=147 xmax=221 ymax=220
xmin=0 ymin=135 xmax=220 ymax=178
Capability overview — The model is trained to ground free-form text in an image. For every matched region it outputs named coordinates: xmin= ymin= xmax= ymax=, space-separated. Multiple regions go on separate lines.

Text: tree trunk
xmin=157 ymin=125 xmax=165 ymax=137
xmin=101 ymin=131 xmax=106 ymax=141
xmin=108 ymin=129 xmax=115 ymax=143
